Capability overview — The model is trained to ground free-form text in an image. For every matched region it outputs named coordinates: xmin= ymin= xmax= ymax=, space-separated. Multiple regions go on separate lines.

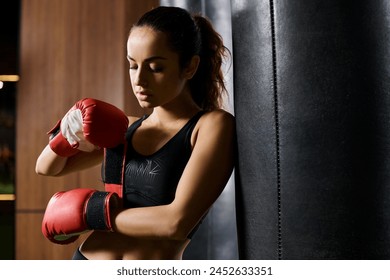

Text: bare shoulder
xmin=198 ymin=109 xmax=235 ymax=132
xmin=192 ymin=109 xmax=235 ymax=147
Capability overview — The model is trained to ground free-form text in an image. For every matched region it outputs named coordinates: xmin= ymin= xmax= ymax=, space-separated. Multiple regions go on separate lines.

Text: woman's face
xmin=127 ymin=26 xmax=190 ymax=109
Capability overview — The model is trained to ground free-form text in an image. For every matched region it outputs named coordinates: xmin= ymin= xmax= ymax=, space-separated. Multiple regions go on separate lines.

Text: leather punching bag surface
xmin=233 ymin=0 xmax=390 ymax=259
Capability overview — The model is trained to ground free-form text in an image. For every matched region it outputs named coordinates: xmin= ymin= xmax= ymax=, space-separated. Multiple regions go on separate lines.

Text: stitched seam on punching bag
xmin=269 ymin=0 xmax=282 ymax=260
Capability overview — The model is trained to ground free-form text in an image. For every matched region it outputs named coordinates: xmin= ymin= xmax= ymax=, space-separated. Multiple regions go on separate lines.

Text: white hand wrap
xmin=60 ymin=109 xmax=96 ymax=152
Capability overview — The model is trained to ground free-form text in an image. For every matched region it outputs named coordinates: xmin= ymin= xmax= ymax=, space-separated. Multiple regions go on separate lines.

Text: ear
xmin=182 ymin=55 xmax=200 ymax=80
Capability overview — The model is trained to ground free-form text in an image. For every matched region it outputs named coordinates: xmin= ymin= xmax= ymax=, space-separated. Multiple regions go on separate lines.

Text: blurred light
xmin=0 ymin=75 xmax=19 ymax=82
xmin=0 ymin=81 xmax=3 ymax=89
xmin=0 ymin=194 xmax=15 ymax=201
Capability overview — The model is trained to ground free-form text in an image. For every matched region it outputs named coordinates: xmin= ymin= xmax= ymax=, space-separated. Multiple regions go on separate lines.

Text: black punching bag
xmin=233 ymin=0 xmax=390 ymax=259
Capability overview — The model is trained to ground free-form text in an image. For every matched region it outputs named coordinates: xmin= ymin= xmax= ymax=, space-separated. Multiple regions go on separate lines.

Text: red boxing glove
xmin=48 ymin=98 xmax=129 ymax=157
xmin=41 ymin=188 xmax=119 ymax=245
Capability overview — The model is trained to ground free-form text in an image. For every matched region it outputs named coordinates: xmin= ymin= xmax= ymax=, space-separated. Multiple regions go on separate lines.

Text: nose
xmin=132 ymin=67 xmax=148 ymax=87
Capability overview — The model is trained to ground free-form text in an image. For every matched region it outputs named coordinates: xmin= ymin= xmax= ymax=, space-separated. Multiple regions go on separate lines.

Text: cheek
xmin=128 ymin=70 xmax=136 ymax=86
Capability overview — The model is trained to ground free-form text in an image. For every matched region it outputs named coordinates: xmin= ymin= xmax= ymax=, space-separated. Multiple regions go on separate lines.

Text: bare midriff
xmin=79 ymin=231 xmax=190 ymax=260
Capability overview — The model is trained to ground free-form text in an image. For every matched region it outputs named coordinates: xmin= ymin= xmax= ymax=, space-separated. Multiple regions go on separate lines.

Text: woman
xmin=36 ymin=6 xmax=235 ymax=260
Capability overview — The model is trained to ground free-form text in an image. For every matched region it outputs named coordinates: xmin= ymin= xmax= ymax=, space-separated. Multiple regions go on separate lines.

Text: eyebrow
xmin=127 ymin=55 xmax=167 ymax=62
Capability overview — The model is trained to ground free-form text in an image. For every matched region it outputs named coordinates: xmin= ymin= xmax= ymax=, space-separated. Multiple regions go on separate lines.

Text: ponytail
xmin=132 ymin=6 xmax=230 ymax=111
xmin=192 ymin=15 xmax=230 ymax=111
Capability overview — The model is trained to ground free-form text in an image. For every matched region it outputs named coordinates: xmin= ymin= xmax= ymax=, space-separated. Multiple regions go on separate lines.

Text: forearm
xmin=35 ymin=145 xmax=67 ymax=176
xmin=113 ymin=205 xmax=188 ymax=241
xmin=35 ymin=144 xmax=103 ymax=176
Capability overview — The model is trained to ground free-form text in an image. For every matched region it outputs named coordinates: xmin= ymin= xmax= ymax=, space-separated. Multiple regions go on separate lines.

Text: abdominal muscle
xmin=79 ymin=231 xmax=190 ymax=260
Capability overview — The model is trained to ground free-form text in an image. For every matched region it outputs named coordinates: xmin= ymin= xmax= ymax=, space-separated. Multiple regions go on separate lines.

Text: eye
xmin=129 ymin=64 xmax=138 ymax=70
xmin=149 ymin=64 xmax=163 ymax=73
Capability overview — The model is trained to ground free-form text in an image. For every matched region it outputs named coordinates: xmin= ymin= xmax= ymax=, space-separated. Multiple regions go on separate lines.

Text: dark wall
xmin=0 ymin=0 xmax=19 ymax=260
xmin=0 ymin=1 xmax=20 ymax=74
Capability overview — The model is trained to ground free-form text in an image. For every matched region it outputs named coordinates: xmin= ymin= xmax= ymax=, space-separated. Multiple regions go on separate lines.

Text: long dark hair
xmin=131 ymin=6 xmax=230 ymax=111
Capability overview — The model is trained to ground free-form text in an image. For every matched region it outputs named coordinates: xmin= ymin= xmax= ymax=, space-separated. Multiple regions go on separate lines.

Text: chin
xmin=138 ymin=101 xmax=156 ymax=109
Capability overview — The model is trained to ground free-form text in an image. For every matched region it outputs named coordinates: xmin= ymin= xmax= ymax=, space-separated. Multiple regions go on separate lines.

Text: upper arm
xmin=171 ymin=110 xmax=236 ymax=236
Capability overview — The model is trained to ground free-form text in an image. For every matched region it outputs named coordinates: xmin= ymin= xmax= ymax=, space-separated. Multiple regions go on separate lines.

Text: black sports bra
xmin=102 ymin=111 xmax=205 ymax=238
xmin=123 ymin=111 xmax=205 ymax=209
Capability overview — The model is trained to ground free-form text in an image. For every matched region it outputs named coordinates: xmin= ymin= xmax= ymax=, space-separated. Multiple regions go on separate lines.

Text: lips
xmin=136 ymin=91 xmax=151 ymax=101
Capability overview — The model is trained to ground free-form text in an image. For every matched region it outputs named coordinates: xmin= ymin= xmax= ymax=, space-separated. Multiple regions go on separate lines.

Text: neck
xmin=150 ymin=90 xmax=201 ymax=124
